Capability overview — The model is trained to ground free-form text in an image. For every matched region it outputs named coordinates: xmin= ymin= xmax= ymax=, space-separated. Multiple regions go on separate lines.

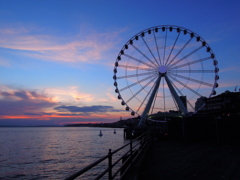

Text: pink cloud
xmin=0 ymin=26 xmax=121 ymax=64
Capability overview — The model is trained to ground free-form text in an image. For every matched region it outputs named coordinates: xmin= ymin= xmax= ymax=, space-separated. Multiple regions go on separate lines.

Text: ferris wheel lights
xmin=162 ymin=27 xmax=165 ymax=31
xmin=148 ymin=29 xmax=151 ymax=34
xmin=212 ymin=90 xmax=216 ymax=95
xmin=155 ymin=28 xmax=158 ymax=32
xmin=214 ymin=60 xmax=218 ymax=65
xmin=184 ymin=30 xmax=187 ymax=35
xmin=169 ymin=27 xmax=173 ymax=32
xmin=211 ymin=53 xmax=215 ymax=58
xmin=196 ymin=36 xmax=201 ymax=41
xmin=207 ymin=47 xmax=211 ymax=52
xmin=202 ymin=41 xmax=206 ymax=46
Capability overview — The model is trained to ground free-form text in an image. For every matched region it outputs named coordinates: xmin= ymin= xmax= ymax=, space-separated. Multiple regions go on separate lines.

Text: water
xmin=0 ymin=127 xmax=127 ymax=180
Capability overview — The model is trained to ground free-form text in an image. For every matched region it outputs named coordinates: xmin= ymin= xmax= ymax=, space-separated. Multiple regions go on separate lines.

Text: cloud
xmin=0 ymin=85 xmax=128 ymax=126
xmin=0 ymin=87 xmax=57 ymax=115
xmin=220 ymin=65 xmax=240 ymax=73
xmin=44 ymin=86 xmax=94 ymax=103
xmin=0 ymin=25 xmax=121 ymax=65
xmin=54 ymin=105 xmax=123 ymax=113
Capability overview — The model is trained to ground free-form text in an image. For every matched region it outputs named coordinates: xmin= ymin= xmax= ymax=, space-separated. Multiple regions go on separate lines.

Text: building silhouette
xmin=195 ymin=90 xmax=240 ymax=114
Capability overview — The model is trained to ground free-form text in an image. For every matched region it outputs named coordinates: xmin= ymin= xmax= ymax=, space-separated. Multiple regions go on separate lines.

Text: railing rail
xmin=65 ymin=130 xmax=152 ymax=180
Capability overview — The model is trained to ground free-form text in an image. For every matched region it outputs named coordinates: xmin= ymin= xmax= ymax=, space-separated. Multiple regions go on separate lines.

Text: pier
xmin=65 ymin=114 xmax=240 ymax=179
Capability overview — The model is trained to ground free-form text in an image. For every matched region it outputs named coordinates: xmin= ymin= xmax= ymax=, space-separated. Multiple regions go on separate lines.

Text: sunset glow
xmin=1 ymin=0 xmax=240 ymax=126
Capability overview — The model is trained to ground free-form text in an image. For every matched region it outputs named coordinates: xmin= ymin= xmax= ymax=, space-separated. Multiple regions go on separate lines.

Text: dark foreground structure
xmin=138 ymin=141 xmax=240 ymax=180
xmin=135 ymin=114 xmax=240 ymax=180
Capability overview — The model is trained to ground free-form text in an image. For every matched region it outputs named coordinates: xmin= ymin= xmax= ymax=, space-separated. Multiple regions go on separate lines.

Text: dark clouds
xmin=54 ymin=105 xmax=123 ymax=113
xmin=14 ymin=91 xmax=29 ymax=100
xmin=0 ymin=87 xmax=123 ymax=126
xmin=0 ymin=89 xmax=57 ymax=115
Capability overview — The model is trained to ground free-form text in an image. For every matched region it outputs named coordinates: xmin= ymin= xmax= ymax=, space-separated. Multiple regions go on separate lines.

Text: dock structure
xmin=138 ymin=141 xmax=240 ymax=180
xmin=122 ymin=114 xmax=240 ymax=179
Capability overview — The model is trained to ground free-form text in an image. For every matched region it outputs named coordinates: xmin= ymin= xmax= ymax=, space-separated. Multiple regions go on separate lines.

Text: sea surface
xmin=0 ymin=127 xmax=128 ymax=180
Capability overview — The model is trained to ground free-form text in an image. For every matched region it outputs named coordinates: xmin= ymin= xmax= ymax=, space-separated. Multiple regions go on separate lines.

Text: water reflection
xmin=0 ymin=127 xmax=126 ymax=179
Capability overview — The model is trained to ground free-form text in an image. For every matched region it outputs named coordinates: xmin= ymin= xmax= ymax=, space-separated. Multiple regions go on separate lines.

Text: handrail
xmin=65 ymin=130 xmax=152 ymax=180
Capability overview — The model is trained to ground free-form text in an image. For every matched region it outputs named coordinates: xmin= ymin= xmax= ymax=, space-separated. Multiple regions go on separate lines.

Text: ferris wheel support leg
xmin=164 ymin=74 xmax=188 ymax=115
xmin=138 ymin=75 xmax=162 ymax=127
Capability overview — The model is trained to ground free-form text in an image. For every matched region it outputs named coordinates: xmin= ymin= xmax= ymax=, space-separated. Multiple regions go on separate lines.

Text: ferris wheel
xmin=113 ymin=25 xmax=219 ymax=125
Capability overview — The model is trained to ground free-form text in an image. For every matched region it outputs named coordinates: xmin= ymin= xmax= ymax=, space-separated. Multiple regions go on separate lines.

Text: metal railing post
xmin=108 ymin=149 xmax=112 ymax=180
xmin=130 ymin=136 xmax=133 ymax=157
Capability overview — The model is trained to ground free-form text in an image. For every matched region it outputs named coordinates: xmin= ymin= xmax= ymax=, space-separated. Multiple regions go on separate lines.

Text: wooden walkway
xmin=138 ymin=141 xmax=240 ymax=180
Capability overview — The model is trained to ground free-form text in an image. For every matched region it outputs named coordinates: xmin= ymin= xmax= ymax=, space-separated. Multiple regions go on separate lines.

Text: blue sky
xmin=0 ymin=0 xmax=240 ymax=126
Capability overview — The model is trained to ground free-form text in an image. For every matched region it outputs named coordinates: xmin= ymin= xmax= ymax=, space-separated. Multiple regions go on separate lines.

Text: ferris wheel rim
xmin=113 ymin=25 xmax=219 ymax=117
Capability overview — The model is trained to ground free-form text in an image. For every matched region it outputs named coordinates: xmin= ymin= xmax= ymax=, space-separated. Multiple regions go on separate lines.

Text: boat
xmin=99 ymin=130 xmax=103 ymax=137
xmin=113 ymin=129 xmax=116 ymax=134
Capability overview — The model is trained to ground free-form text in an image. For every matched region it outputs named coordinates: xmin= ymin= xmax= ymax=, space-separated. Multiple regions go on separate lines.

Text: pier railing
xmin=65 ymin=130 xmax=152 ymax=180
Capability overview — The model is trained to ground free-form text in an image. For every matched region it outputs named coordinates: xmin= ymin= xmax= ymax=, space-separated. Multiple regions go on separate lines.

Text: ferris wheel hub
xmin=158 ymin=66 xmax=168 ymax=74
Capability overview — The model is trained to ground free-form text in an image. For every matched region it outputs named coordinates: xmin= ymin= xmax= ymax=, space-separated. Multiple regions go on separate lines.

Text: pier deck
xmin=138 ymin=141 xmax=240 ymax=180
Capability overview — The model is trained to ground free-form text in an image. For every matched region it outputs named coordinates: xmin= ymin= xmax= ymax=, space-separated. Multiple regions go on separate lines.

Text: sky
xmin=0 ymin=0 xmax=240 ymax=126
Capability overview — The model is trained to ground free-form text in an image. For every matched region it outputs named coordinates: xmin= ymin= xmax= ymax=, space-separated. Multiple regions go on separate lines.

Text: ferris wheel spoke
xmin=153 ymin=30 xmax=162 ymax=66
xmin=163 ymin=29 xmax=168 ymax=65
xmin=125 ymin=75 xmax=157 ymax=104
xmin=171 ymin=73 xmax=214 ymax=87
xmin=165 ymin=31 xmax=181 ymax=66
xmin=135 ymin=76 xmax=159 ymax=114
xmin=169 ymin=69 xmax=214 ymax=73
xmin=131 ymin=44 xmax=158 ymax=67
xmin=118 ymin=64 xmax=153 ymax=71
xmin=117 ymin=71 xmax=156 ymax=79
xmin=123 ymin=53 xmax=156 ymax=68
xmin=172 ymin=82 xmax=195 ymax=110
xmin=169 ymin=46 xmax=203 ymax=68
xmin=169 ymin=75 xmax=202 ymax=97
xmin=166 ymin=37 xmax=193 ymax=67
xmin=141 ymin=36 xmax=160 ymax=66
xmin=119 ymin=74 xmax=156 ymax=92
xmin=171 ymin=56 xmax=212 ymax=69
